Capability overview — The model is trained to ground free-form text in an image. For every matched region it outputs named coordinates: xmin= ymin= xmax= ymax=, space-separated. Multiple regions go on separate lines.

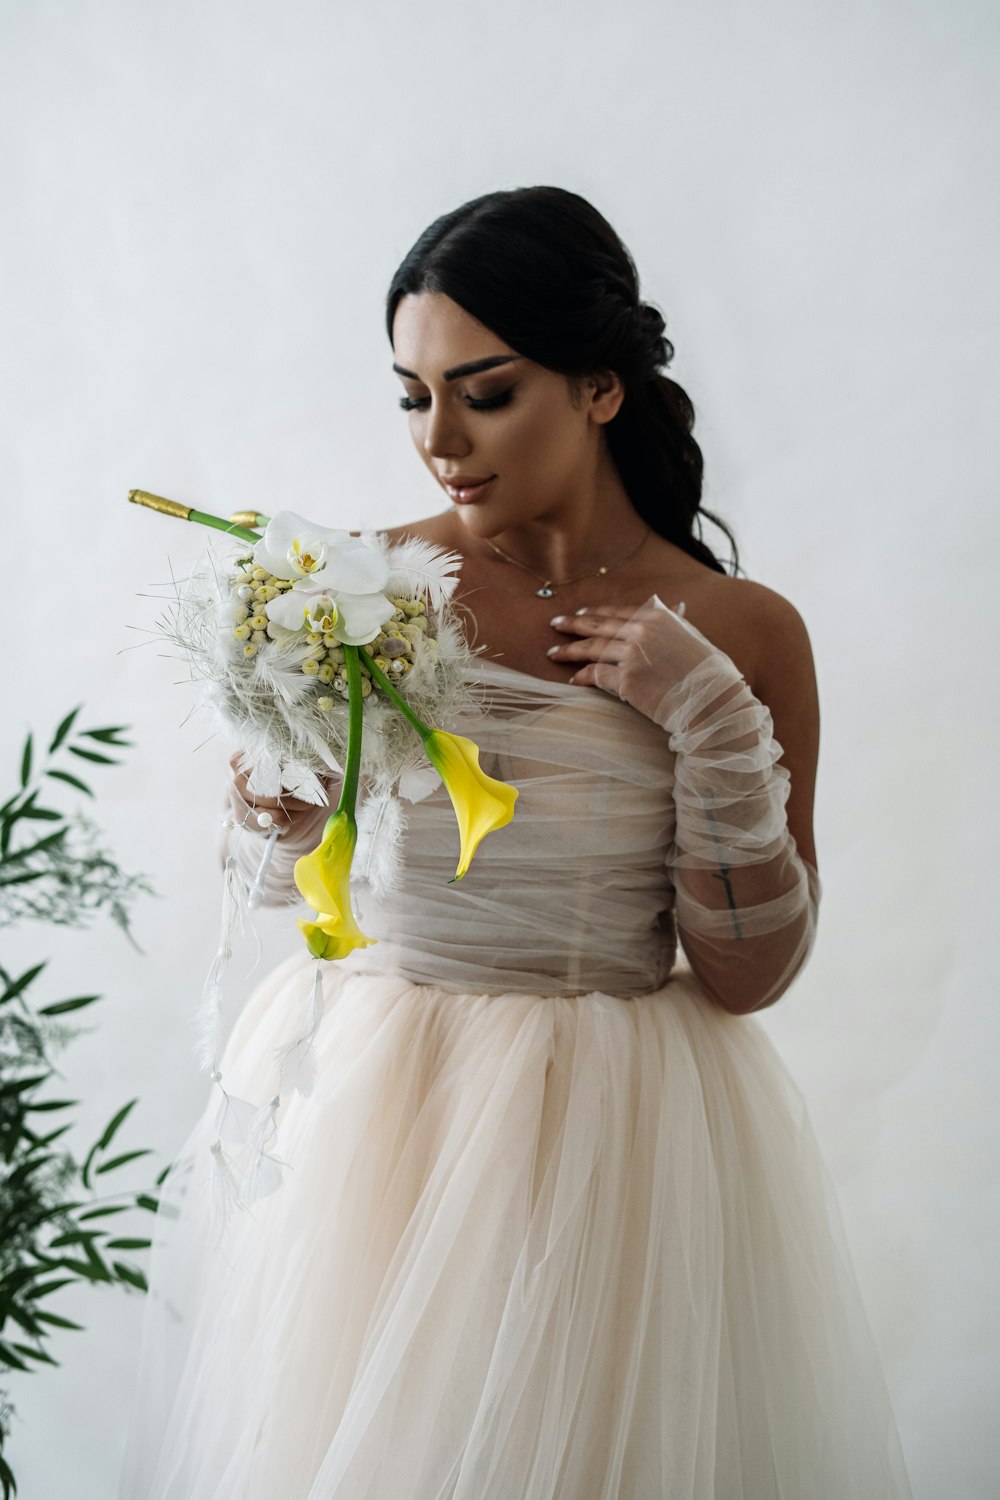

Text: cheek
xmin=498 ymin=399 xmax=577 ymax=468
xmin=519 ymin=406 xmax=583 ymax=485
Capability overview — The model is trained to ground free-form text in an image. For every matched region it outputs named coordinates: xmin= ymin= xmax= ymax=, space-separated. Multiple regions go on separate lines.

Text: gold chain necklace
xmin=482 ymin=526 xmax=651 ymax=599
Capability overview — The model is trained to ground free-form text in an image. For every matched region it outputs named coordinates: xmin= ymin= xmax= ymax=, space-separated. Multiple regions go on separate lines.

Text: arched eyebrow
xmin=391 ymin=355 xmax=522 ymax=382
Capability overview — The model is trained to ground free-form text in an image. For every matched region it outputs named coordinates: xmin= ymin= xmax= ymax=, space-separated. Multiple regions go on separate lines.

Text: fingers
xmin=545 ymin=612 xmax=632 ymax=697
xmin=548 ymin=608 xmax=634 ymax=639
xmin=230 ymin=763 xmax=276 ymax=808
xmin=548 ymin=608 xmax=634 ymax=669
xmin=228 ymin=752 xmax=325 ymax=830
xmin=566 ymin=660 xmax=626 ymax=696
xmin=548 ymin=634 xmax=627 ymax=666
xmin=553 ymin=597 xmax=694 ymax=710
xmin=231 ymin=783 xmax=295 ymax=833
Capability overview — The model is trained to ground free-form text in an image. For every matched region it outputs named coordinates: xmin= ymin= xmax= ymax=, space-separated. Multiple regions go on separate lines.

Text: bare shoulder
xmin=378 ymin=515 xmax=454 ymax=547
xmin=672 ymin=571 xmax=814 ymax=699
xmin=668 ymin=567 xmax=821 ymax=869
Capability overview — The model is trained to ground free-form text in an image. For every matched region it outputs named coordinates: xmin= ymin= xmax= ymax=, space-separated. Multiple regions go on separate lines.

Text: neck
xmin=460 ymin=453 xmax=647 ymax=581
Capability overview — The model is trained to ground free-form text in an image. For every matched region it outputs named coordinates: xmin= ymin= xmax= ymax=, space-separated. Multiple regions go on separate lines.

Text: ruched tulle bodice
xmin=346 ymin=659 xmax=680 ymax=996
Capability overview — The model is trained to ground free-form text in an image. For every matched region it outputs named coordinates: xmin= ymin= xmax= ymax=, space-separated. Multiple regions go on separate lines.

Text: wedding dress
xmin=118 ymin=655 xmax=913 ymax=1499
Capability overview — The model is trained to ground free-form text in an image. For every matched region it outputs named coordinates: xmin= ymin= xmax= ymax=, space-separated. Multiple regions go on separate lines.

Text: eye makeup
xmin=398 ymin=388 xmax=514 ymax=413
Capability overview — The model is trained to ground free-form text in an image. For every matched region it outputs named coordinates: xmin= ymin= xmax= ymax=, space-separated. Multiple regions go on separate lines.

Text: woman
xmin=121 ymin=187 xmax=912 ymax=1498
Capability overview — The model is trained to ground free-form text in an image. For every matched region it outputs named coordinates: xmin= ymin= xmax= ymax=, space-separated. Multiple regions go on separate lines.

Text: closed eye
xmin=398 ymin=389 xmax=514 ymax=413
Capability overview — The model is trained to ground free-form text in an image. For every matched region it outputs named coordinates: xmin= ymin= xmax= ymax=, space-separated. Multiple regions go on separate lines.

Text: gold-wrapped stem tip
xmin=128 ymin=490 xmax=192 ymax=521
xmin=229 ymin=510 xmax=268 ymax=528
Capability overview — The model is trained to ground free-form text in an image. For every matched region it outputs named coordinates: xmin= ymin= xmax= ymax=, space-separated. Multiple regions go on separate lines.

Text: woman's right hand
xmin=228 ymin=752 xmax=335 ymax=835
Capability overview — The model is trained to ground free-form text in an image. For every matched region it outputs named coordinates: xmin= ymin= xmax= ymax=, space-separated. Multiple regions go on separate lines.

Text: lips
xmin=441 ymin=475 xmax=496 ymax=503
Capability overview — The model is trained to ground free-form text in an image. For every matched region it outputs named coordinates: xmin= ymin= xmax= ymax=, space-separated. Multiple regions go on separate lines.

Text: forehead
xmin=391 ymin=292 xmax=515 ymax=373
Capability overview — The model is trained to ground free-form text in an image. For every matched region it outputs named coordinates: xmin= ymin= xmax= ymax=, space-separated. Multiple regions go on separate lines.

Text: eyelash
xmin=398 ymin=389 xmax=514 ymax=413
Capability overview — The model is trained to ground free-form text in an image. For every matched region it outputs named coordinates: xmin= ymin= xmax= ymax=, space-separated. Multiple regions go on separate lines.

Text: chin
xmin=453 ymin=504 xmax=495 ymax=528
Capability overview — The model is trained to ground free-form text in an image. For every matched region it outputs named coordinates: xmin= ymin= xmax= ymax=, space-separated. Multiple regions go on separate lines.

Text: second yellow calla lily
xmin=423 ymin=729 xmax=519 ymax=881
xmin=297 ymin=909 xmax=374 ymax=961
xmin=293 ymin=810 xmax=376 ymax=960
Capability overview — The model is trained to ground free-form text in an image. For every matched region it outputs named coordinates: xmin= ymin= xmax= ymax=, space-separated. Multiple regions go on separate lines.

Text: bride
xmin=120 ymin=185 xmax=912 ymax=1498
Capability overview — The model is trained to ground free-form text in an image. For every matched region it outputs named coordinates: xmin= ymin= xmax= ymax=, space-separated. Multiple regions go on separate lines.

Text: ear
xmin=586 ymin=370 xmax=625 ymax=425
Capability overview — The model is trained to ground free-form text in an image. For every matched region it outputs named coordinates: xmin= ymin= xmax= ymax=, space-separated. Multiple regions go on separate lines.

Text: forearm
xmin=675 ymin=855 xmax=820 ymax=1014
xmin=548 ymin=591 xmax=820 ymax=1014
xmin=661 ymin=661 xmax=820 ymax=1016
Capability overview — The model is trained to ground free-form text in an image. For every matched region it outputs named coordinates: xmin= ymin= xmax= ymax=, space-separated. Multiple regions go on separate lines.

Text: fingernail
xmin=549 ymin=615 xmax=566 ymax=626
xmin=574 ymin=607 xmax=589 ymax=615
xmin=546 ymin=644 xmax=560 ymax=655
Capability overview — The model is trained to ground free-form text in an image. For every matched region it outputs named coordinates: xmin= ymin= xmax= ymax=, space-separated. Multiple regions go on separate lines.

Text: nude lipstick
xmin=441 ymin=475 xmax=495 ymax=504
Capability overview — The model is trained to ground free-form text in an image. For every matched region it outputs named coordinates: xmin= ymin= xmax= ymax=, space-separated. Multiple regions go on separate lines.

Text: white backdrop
xmin=2 ymin=1 xmax=997 ymax=1495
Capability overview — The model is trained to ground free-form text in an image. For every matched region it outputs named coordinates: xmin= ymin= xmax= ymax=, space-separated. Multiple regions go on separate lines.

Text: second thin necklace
xmin=482 ymin=526 xmax=651 ymax=599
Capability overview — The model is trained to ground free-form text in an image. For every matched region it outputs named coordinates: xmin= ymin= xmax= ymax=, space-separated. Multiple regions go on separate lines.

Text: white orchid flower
xmin=266 ymin=585 xmax=396 ymax=646
xmin=253 ymin=510 xmax=396 ymax=646
xmin=253 ymin=511 xmax=389 ymax=593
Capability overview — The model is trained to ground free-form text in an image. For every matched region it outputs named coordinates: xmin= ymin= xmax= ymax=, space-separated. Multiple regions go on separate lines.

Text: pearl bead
xmin=256 ymin=811 xmax=274 ymax=829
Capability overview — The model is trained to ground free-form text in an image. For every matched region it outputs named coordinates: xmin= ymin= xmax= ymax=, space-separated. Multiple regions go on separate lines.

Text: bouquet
xmin=130 ymin=490 xmax=518 ymax=1226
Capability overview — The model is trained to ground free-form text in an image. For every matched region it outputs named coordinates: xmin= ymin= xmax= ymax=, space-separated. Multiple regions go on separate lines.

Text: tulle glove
xmin=550 ymin=594 xmax=820 ymax=1014
xmin=219 ymin=760 xmax=337 ymax=908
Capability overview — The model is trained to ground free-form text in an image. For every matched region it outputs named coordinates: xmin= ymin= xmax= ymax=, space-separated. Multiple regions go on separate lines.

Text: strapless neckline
xmin=463 ymin=656 xmax=590 ymax=691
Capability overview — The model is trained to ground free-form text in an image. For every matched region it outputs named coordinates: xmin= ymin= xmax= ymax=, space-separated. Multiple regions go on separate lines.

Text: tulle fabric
xmin=649 ymin=615 xmax=820 ymax=1012
xmin=348 ymin=664 xmax=682 ymax=995
xmin=120 ymin=658 xmax=912 ymax=1498
xmin=120 ymin=952 xmax=910 ymax=1499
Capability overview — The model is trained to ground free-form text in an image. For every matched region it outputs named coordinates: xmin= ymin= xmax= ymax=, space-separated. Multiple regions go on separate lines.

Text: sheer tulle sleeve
xmin=218 ymin=775 xmax=338 ymax=908
xmin=654 ymin=654 xmax=821 ymax=1014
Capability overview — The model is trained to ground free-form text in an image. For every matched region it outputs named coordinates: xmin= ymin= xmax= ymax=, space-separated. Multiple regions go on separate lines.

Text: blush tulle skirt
xmin=118 ymin=953 xmax=912 ymax=1499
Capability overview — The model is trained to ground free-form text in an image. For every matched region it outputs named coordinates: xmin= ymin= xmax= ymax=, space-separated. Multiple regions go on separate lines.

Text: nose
xmin=422 ymin=399 xmax=472 ymax=461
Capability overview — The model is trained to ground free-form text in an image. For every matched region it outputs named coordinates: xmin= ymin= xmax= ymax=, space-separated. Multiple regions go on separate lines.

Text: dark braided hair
xmin=386 ymin=186 xmax=740 ymax=577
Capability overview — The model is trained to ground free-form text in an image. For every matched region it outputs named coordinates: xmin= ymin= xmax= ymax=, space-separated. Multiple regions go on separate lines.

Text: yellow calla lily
xmin=424 ymin=729 xmax=519 ymax=881
xmin=297 ymin=909 xmax=375 ymax=961
xmin=293 ymin=810 xmax=376 ymax=960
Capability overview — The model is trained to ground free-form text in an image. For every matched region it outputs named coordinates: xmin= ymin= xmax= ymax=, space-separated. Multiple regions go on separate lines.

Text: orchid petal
xmin=309 ymin=536 xmax=390 ymax=595
xmin=254 ymin=511 xmax=358 ymax=581
xmin=265 ymin=589 xmax=312 ymax=632
xmin=329 ymin=591 xmax=397 ymax=646
xmin=251 ymin=537 xmax=295 ymax=579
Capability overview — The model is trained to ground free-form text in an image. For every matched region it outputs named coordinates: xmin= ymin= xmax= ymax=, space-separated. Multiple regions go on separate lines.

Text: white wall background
xmin=1 ymin=1 xmax=997 ymax=1495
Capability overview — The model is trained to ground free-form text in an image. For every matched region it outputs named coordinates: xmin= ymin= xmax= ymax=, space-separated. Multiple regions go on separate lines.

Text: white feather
xmin=398 ymin=765 xmax=441 ymax=803
xmin=279 ymin=763 xmax=332 ymax=804
xmin=355 ymin=792 xmax=409 ymax=898
xmin=383 ymin=537 xmax=463 ymax=610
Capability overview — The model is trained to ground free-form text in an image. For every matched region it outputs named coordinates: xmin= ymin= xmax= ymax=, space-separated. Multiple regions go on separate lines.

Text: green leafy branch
xmin=0 ymin=710 xmax=164 ymax=1500
xmin=0 ymin=708 xmax=153 ymax=938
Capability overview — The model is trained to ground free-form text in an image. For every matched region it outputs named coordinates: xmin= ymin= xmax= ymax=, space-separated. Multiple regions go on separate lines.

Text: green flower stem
xmin=333 ymin=646 xmax=365 ymax=825
xmin=357 ymin=647 xmax=432 ymax=742
xmin=127 ymin=489 xmax=260 ymax=544
xmin=188 ymin=509 xmax=260 ymax=544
